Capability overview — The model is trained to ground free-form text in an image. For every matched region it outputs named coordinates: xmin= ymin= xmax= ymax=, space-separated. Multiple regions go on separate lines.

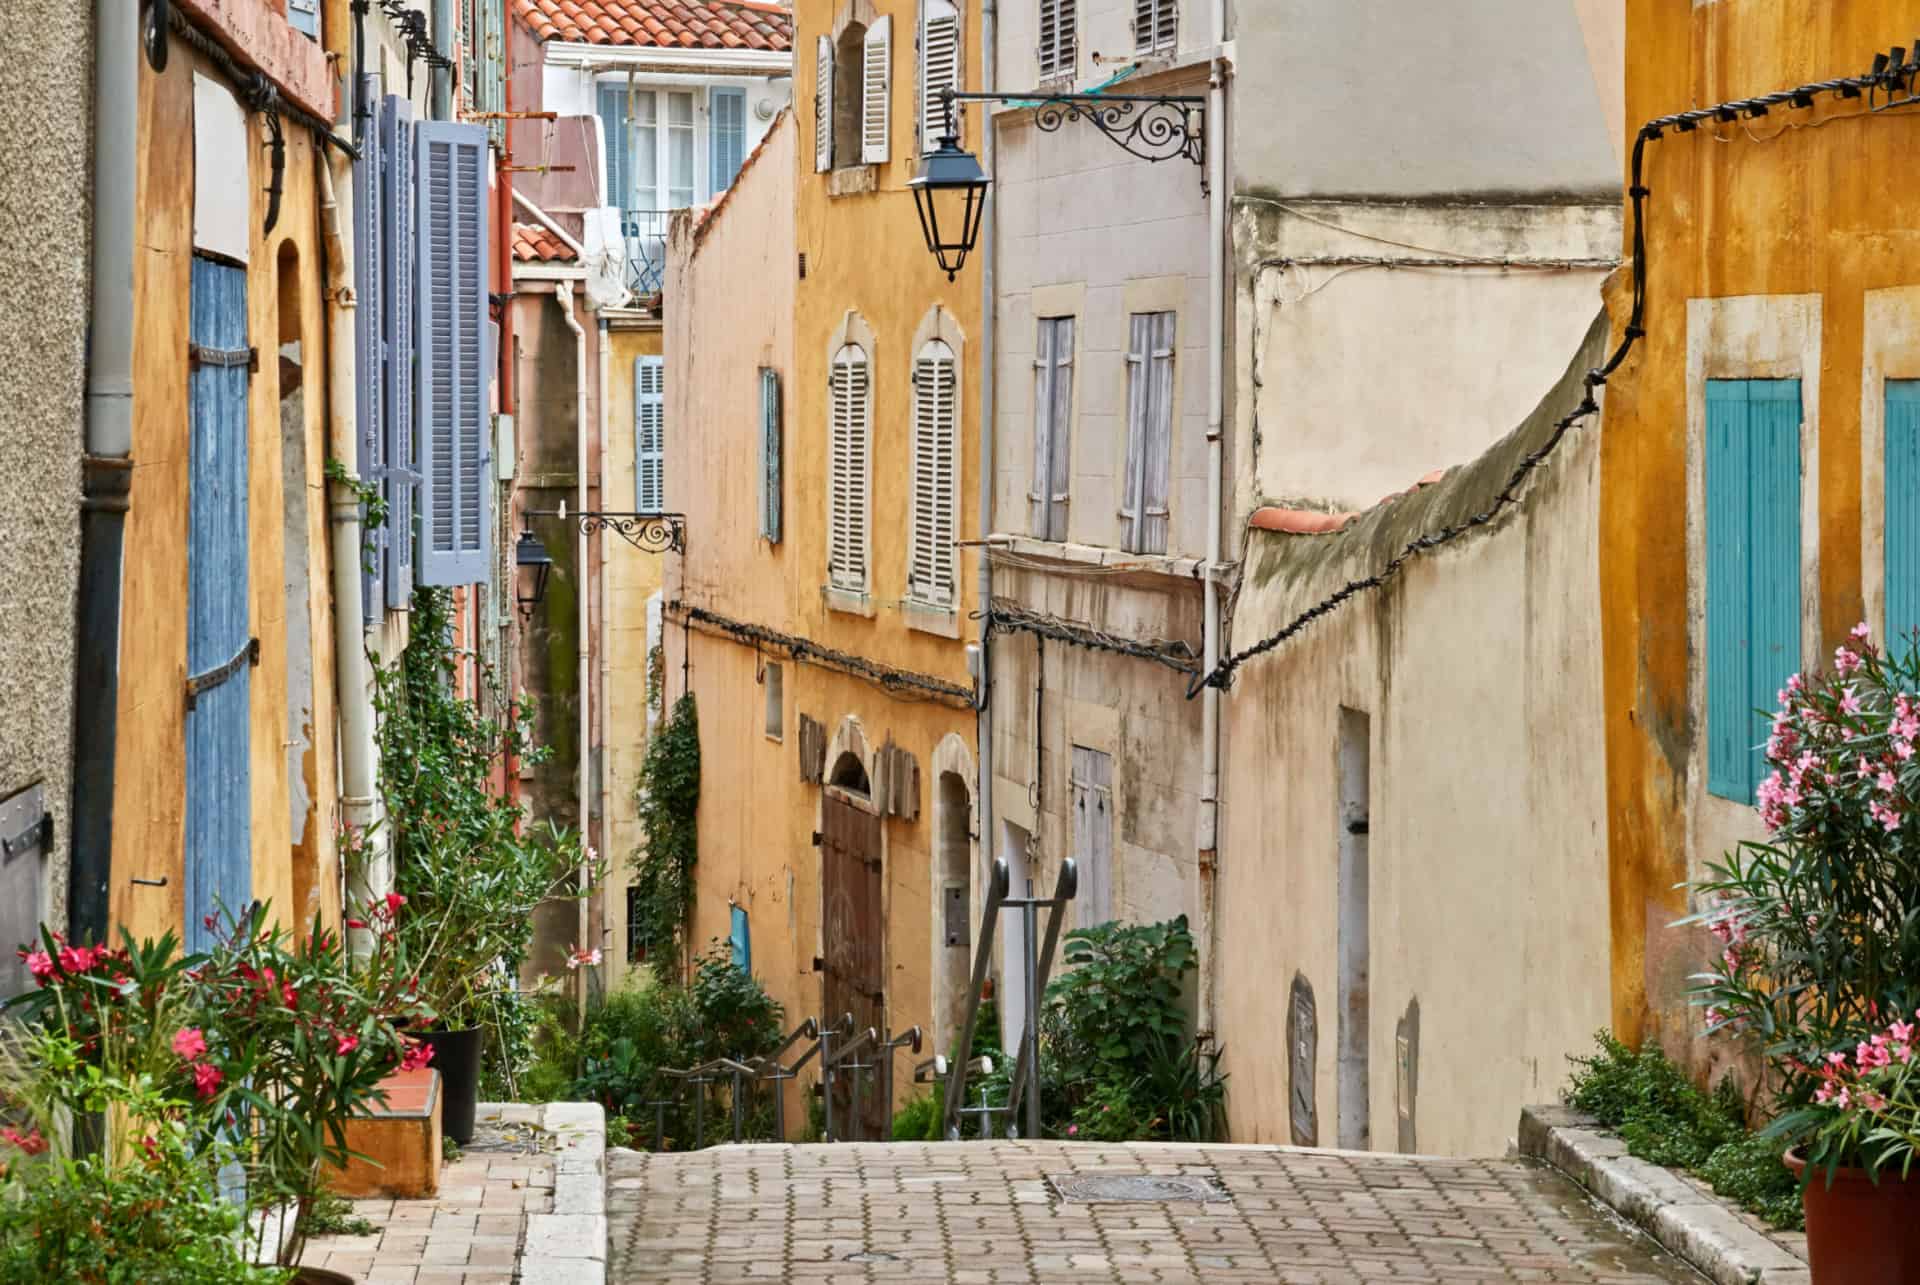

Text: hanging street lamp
xmin=515 ymin=523 xmax=553 ymax=615
xmin=908 ymin=92 xmax=991 ymax=282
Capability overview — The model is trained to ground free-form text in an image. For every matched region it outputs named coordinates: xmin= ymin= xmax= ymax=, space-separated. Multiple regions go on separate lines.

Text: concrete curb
xmin=1518 ymin=1105 xmax=1809 ymax=1285
xmin=478 ymin=1101 xmax=606 ymax=1285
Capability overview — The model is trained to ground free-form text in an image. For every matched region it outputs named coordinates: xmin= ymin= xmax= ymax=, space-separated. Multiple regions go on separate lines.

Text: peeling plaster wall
xmin=0 ymin=2 xmax=90 ymax=943
xmin=1217 ymin=320 xmax=1612 ymax=1158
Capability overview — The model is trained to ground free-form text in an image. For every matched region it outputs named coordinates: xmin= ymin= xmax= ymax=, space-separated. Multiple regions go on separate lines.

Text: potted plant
xmin=1684 ymin=623 xmax=1920 ymax=1282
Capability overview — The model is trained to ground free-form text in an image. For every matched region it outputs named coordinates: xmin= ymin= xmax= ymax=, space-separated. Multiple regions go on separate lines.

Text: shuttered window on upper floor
xmin=1133 ymin=0 xmax=1176 ymax=54
xmin=711 ymin=87 xmax=747 ymax=193
xmin=353 ymin=78 xmax=389 ymax=617
xmin=863 ymin=16 xmax=893 ymax=164
xmin=828 ymin=344 xmax=872 ymax=594
xmin=919 ymin=0 xmax=961 ymax=154
xmin=1070 ymin=746 xmax=1113 ymax=928
xmin=1121 ymin=311 xmax=1175 ymax=555
xmin=1038 ymin=0 xmax=1076 ymax=81
xmin=1887 ymin=381 xmax=1920 ymax=647
xmin=1705 ymin=378 xmax=1802 ymax=803
xmin=416 ymin=120 xmax=493 ymax=587
xmin=635 ymin=355 xmax=665 ymax=512
xmin=381 ymin=96 xmax=420 ymax=607
xmin=1029 ymin=317 xmax=1074 ymax=541
xmin=760 ymin=368 xmax=783 ymax=543
xmin=815 ymin=35 xmax=834 ymax=172
xmin=909 ymin=339 xmax=959 ymax=610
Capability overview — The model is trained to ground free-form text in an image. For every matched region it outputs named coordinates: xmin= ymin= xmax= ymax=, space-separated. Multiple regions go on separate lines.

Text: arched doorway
xmin=934 ymin=770 xmax=971 ymax=1049
xmin=821 ymin=749 xmax=883 ymax=1139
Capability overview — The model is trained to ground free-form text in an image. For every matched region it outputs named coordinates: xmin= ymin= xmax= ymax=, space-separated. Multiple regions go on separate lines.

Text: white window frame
xmin=600 ymin=82 xmax=706 ymax=211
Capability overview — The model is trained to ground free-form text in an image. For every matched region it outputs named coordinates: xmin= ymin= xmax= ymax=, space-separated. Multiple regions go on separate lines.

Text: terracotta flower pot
xmin=1784 ymin=1147 xmax=1920 ymax=1282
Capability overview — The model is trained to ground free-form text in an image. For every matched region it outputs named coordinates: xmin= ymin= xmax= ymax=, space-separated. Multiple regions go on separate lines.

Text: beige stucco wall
xmin=0 ymin=2 xmax=90 ymax=943
xmin=1216 ymin=320 xmax=1611 ymax=1158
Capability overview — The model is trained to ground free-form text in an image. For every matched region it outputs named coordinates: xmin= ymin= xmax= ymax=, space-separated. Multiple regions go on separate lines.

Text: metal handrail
xmin=940 ymin=857 xmax=1011 ymax=1138
xmin=875 ymin=1026 xmax=923 ymax=1142
xmin=822 ymin=1025 xmax=879 ymax=1142
xmin=1004 ymin=859 xmax=1079 ymax=1136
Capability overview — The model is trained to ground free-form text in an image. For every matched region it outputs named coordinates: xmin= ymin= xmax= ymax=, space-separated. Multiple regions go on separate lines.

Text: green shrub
xmin=1697 ymin=1132 xmax=1804 ymax=1230
xmin=891 ymin=1092 xmax=943 ymax=1141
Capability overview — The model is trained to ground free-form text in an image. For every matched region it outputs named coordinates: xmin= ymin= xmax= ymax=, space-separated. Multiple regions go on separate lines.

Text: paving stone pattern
xmin=607 ymin=1140 xmax=1707 ymax=1283
xmin=304 ymin=1149 xmax=555 ymax=1284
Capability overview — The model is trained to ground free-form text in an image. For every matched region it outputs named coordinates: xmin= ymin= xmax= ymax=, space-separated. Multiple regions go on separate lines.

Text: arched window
xmin=828 ymin=343 xmax=872 ymax=594
xmin=908 ymin=339 xmax=959 ymax=610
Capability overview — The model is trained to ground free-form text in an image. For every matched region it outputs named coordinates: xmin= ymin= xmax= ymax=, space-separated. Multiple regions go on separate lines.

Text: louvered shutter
xmin=862 ymin=16 xmax=892 ymax=164
xmin=353 ymin=77 xmax=387 ymax=617
xmin=1746 ymin=380 xmax=1802 ymax=792
xmin=828 ymin=345 xmax=870 ymax=592
xmin=1120 ymin=313 xmax=1150 ymax=550
xmin=1133 ymin=0 xmax=1175 ymax=53
xmin=1029 ymin=317 xmax=1073 ymax=540
xmin=816 ymin=36 xmax=834 ymax=172
xmin=416 ymin=121 xmax=493 ymax=586
xmin=1070 ymin=746 xmax=1112 ymax=927
xmin=760 ymin=368 xmax=783 ymax=542
xmin=635 ymin=355 xmax=665 ymax=512
xmin=381 ymin=96 xmax=419 ymax=607
xmin=598 ymin=84 xmax=631 ymax=208
xmin=919 ymin=0 xmax=960 ymax=153
xmin=1887 ymin=382 xmax=1920 ymax=643
xmin=1038 ymin=0 xmax=1074 ymax=79
xmin=910 ymin=340 xmax=958 ymax=608
xmin=1140 ymin=312 xmax=1175 ymax=553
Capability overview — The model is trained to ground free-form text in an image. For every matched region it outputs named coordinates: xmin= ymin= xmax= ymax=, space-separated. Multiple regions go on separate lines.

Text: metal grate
xmin=1047 ymin=1172 xmax=1229 ymax=1203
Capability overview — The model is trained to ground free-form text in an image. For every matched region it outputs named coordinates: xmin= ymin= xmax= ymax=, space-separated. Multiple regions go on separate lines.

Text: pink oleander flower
xmin=0 ymin=1127 xmax=47 ymax=1156
xmin=1891 ymin=1020 xmax=1915 ymax=1045
xmin=23 ymin=950 xmax=53 ymax=983
xmin=399 ymin=1040 xmax=435 ymax=1072
xmin=385 ymin=892 xmax=406 ymax=915
xmin=1857 ymin=1040 xmax=1892 ymax=1070
xmin=1840 ymin=687 xmax=1864 ymax=715
xmin=56 ymin=945 xmax=93 ymax=974
xmin=335 ymin=1033 xmax=359 ymax=1056
xmin=1837 ymin=648 xmax=1864 ymax=677
xmin=1066 ymin=1124 xmax=1078 ymax=1136
xmin=1705 ymin=1006 xmax=1724 ymax=1027
xmin=1852 ymin=621 xmax=1872 ymax=643
xmin=565 ymin=945 xmax=603 ymax=971
xmin=346 ymin=918 xmax=368 ymax=930
xmin=171 ymin=1028 xmax=208 ymax=1062
xmin=192 ymin=1063 xmax=224 ymax=1101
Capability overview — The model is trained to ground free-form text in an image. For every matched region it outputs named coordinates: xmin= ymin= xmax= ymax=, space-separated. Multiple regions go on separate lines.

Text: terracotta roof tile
xmin=512 ymin=222 xmax=579 ymax=263
xmin=512 ymin=0 xmax=793 ymax=52
xmin=1249 ymin=469 xmax=1452 ymax=537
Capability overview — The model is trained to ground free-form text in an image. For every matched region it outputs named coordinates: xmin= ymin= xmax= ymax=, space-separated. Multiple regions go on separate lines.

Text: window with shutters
xmin=416 ymin=120 xmax=493 ymax=587
xmin=710 ymin=87 xmax=747 ymax=193
xmin=828 ymin=343 xmax=872 ymax=596
xmin=759 ymin=367 xmax=783 ymax=543
xmin=1132 ymin=0 xmax=1176 ymax=55
xmin=764 ymin=662 xmax=784 ymax=740
xmin=1038 ymin=0 xmax=1077 ymax=81
xmin=832 ymin=23 xmax=869 ymax=169
xmin=381 ymin=96 xmax=419 ymax=608
xmin=1029 ymin=316 xmax=1074 ymax=541
xmin=635 ymin=355 xmax=665 ymax=512
xmin=909 ymin=339 xmax=960 ymax=611
xmin=919 ymin=0 xmax=961 ymax=154
xmin=731 ymin=905 xmax=752 ymax=974
xmin=815 ymin=34 xmax=835 ymax=171
xmin=1705 ymin=378 xmax=1802 ymax=803
xmin=1121 ymin=312 xmax=1175 ymax=555
xmin=861 ymin=17 xmax=893 ymax=164
xmin=1887 ymin=381 xmax=1920 ymax=643
xmin=1070 ymin=746 xmax=1112 ymax=928
xmin=600 ymin=85 xmax=697 ymax=293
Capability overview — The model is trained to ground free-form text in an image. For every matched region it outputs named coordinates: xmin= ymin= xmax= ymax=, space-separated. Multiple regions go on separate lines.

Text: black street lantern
xmin=908 ymin=98 xmax=990 ymax=281
xmin=515 ymin=525 xmax=553 ymax=614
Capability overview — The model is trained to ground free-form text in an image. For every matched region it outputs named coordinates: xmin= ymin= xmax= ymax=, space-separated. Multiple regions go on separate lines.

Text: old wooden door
xmin=820 ymin=792 xmax=884 ymax=1139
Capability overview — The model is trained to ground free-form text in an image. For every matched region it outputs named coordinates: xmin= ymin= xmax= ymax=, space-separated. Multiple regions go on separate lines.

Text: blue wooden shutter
xmin=760 ymin=368 xmax=782 ymax=542
xmin=730 ymin=904 xmax=751 ymax=973
xmin=598 ymin=85 xmax=630 ymax=208
xmin=635 ymin=355 xmax=665 ymax=512
xmin=381 ymin=96 xmax=419 ymax=607
xmin=1706 ymin=378 xmax=1801 ymax=802
xmin=416 ymin=121 xmax=493 ymax=586
xmin=710 ymin=88 xmax=746 ymax=193
xmin=186 ymin=256 xmax=253 ymax=952
xmin=353 ymin=77 xmax=387 ymax=616
xmin=288 ymin=0 xmax=319 ymax=38
xmin=1887 ymin=381 xmax=1920 ymax=646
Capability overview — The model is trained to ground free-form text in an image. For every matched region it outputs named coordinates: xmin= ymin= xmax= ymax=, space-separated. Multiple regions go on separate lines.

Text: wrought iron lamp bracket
xmin=570 ymin=511 xmax=687 ymax=554
xmin=944 ymin=89 xmax=1206 ymax=179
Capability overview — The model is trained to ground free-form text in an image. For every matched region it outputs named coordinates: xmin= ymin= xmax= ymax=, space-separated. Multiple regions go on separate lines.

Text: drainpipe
xmin=70 ymin=0 xmax=138 ymax=945
xmin=596 ymin=315 xmax=612 ymax=965
xmin=556 ymin=284 xmax=589 ymax=1020
xmin=974 ymin=0 xmax=997 ymax=986
xmin=1195 ymin=4 xmax=1228 ymax=1041
xmin=431 ymin=0 xmax=454 ymax=121
xmin=318 ymin=152 xmax=384 ymax=951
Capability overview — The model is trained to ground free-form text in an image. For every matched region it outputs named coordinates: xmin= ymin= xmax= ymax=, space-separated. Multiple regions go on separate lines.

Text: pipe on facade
xmin=974 ymin=0 xmax=998 ymax=1006
xmin=70 ymin=0 xmax=140 ymax=945
xmin=318 ymin=150 xmax=384 ymax=954
xmin=431 ymin=0 xmax=453 ymax=121
xmin=596 ymin=315 xmax=611 ymax=962
xmin=512 ymin=190 xmax=588 ymax=259
xmin=1194 ymin=5 xmax=1229 ymax=1041
xmin=556 ymin=283 xmax=590 ymax=1021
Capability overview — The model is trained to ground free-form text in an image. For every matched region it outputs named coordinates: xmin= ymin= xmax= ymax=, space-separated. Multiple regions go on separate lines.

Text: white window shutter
xmin=1070 ymin=746 xmax=1113 ymax=925
xmin=1039 ymin=0 xmax=1074 ymax=80
xmin=635 ymin=355 xmax=665 ymax=512
xmin=1120 ymin=312 xmax=1151 ymax=551
xmin=1141 ymin=312 xmax=1175 ymax=553
xmin=919 ymin=0 xmax=960 ymax=154
xmin=1029 ymin=317 xmax=1073 ymax=540
xmin=910 ymin=340 xmax=958 ymax=608
xmin=1133 ymin=0 xmax=1176 ymax=53
xmin=829 ymin=345 xmax=870 ymax=592
xmin=863 ymin=16 xmax=892 ymax=164
xmin=415 ymin=120 xmax=493 ymax=586
xmin=816 ymin=35 xmax=834 ymax=172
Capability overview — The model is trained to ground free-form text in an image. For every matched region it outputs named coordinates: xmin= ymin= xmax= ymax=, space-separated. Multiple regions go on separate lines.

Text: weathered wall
xmin=1603 ymin=1 xmax=1920 ymax=1063
xmin=1218 ymin=319 xmax=1612 ymax=1158
xmin=112 ymin=34 xmax=337 ymax=945
xmin=0 ymin=2 xmax=90 ymax=947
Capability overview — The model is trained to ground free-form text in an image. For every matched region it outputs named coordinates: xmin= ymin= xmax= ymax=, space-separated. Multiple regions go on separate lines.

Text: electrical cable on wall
xmin=1187 ymin=43 xmax=1920 ymax=700
xmin=986 ymin=598 xmax=1200 ymax=675
xmin=667 ymin=602 xmax=975 ymax=708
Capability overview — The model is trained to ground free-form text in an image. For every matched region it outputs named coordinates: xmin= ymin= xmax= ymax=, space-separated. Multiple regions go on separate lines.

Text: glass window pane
xmin=710 ymin=88 xmax=746 ymax=193
xmin=668 ymin=92 xmax=695 ymax=206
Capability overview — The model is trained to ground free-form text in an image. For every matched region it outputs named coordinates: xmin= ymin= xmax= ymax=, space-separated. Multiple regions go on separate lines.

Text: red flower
xmin=140 ymin=1134 xmax=160 ymax=1162
xmin=384 ymin=892 xmax=407 ymax=915
xmin=346 ymin=919 xmax=368 ymax=931
xmin=23 ymin=951 xmax=53 ymax=983
xmin=399 ymin=1040 xmax=435 ymax=1072
xmin=0 ymin=1127 xmax=46 ymax=1156
xmin=192 ymin=1063 xmax=224 ymax=1100
xmin=283 ymin=982 xmax=298 ymax=1006
xmin=171 ymin=1028 xmax=208 ymax=1062
xmin=335 ymin=1033 xmax=360 ymax=1056
xmin=56 ymin=945 xmax=92 ymax=974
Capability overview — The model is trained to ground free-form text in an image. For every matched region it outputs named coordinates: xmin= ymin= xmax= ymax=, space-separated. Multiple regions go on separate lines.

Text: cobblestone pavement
xmin=607 ymin=1140 xmax=1705 ymax=1284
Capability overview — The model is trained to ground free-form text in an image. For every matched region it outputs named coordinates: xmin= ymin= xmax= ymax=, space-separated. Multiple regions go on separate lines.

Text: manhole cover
xmin=1047 ymin=1172 xmax=1229 ymax=1203
xmin=843 ymin=1250 xmax=902 ymax=1263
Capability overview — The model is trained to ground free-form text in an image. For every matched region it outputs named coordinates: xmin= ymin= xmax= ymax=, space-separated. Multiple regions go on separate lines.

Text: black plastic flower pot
xmin=419 ymin=1027 xmax=483 ymax=1145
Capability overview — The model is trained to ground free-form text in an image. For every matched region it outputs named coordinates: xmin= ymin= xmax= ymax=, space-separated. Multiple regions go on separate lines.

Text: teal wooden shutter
xmin=416 ymin=121 xmax=492 ymax=586
xmin=186 ymin=256 xmax=253 ymax=952
xmin=710 ymin=88 xmax=746 ymax=193
xmin=730 ymin=905 xmax=751 ymax=973
xmin=1706 ymin=378 xmax=1801 ymax=802
xmin=381 ymin=96 xmax=419 ymax=607
xmin=635 ymin=355 xmax=665 ymax=512
xmin=1887 ymin=381 xmax=1920 ymax=647
xmin=760 ymin=368 xmax=783 ymax=542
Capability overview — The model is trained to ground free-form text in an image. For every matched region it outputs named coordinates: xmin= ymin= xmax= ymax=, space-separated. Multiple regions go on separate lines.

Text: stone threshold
xmin=1518 ymin=1104 xmax=1809 ymax=1285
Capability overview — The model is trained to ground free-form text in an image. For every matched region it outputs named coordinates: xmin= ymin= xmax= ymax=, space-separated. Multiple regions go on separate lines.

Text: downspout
xmin=596 ymin=316 xmax=612 ymax=965
xmin=318 ymin=152 xmax=383 ymax=952
xmin=556 ymin=284 xmax=589 ymax=1020
xmin=975 ymin=0 xmax=997 ymax=961
xmin=431 ymin=0 xmax=454 ymax=120
xmin=1195 ymin=1 xmax=1227 ymax=1041
xmin=70 ymin=0 xmax=138 ymax=945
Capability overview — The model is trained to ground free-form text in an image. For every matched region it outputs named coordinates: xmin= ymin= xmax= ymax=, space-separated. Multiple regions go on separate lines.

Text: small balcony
xmin=621 ymin=209 xmax=673 ymax=299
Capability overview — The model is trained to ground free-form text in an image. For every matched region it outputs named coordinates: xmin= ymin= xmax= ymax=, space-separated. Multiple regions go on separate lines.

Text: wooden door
xmin=821 ymin=792 xmax=884 ymax=1139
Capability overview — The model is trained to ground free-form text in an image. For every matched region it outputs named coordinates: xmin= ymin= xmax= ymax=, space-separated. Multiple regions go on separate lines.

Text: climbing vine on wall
xmin=631 ymin=691 xmax=700 ymax=981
